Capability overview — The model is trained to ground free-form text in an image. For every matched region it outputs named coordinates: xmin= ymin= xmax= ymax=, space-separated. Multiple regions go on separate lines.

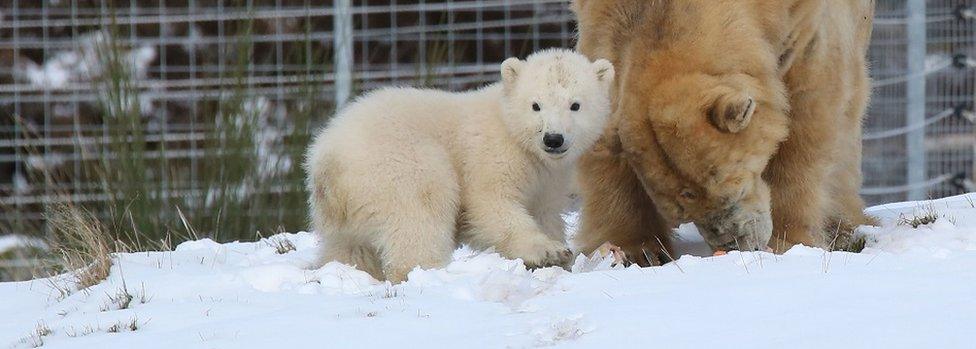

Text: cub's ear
xmin=593 ymin=59 xmax=615 ymax=86
xmin=708 ymin=93 xmax=756 ymax=133
xmin=500 ymin=57 xmax=524 ymax=87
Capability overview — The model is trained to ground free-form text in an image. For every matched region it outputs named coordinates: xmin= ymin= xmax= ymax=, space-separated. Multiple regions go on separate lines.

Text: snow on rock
xmin=3 ymin=196 xmax=976 ymax=348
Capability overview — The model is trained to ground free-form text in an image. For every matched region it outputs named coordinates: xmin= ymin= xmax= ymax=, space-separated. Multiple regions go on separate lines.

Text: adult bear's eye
xmin=532 ymin=102 xmax=541 ymax=112
xmin=570 ymin=102 xmax=581 ymax=111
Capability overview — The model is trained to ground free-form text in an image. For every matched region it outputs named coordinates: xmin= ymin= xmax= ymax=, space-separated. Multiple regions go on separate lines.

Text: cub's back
xmin=322 ymin=86 xmax=503 ymax=151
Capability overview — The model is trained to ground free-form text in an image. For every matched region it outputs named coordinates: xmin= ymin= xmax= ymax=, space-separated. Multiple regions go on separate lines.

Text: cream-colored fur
xmin=305 ymin=49 xmax=614 ymax=282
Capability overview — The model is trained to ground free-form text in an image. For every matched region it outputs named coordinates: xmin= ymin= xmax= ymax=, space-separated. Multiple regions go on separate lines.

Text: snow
xmin=2 ymin=195 xmax=976 ymax=348
xmin=0 ymin=235 xmax=47 ymax=255
xmin=18 ymin=31 xmax=158 ymax=117
xmin=21 ymin=32 xmax=156 ymax=90
xmin=12 ymin=172 xmax=30 ymax=196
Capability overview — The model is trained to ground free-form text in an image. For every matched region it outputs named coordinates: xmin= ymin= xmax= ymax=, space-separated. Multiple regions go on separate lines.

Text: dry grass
xmin=266 ymin=235 xmax=297 ymax=255
xmin=19 ymin=322 xmax=52 ymax=348
xmin=258 ymin=227 xmax=297 ymax=254
xmin=138 ymin=282 xmax=153 ymax=304
xmin=898 ymin=205 xmax=941 ymax=228
xmin=101 ymin=282 xmax=151 ymax=312
xmin=45 ymin=203 xmax=114 ymax=290
xmin=65 ymin=324 xmax=98 ymax=338
xmin=101 ymin=287 xmax=133 ymax=312
xmin=369 ymin=283 xmax=401 ymax=299
xmin=106 ymin=317 xmax=141 ymax=333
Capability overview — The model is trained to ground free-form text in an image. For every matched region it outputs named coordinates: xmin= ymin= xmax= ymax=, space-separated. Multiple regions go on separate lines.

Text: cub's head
xmin=499 ymin=49 xmax=614 ymax=164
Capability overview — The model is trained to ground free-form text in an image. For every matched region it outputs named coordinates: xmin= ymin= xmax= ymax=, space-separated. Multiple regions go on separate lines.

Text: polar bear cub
xmin=305 ymin=49 xmax=614 ymax=282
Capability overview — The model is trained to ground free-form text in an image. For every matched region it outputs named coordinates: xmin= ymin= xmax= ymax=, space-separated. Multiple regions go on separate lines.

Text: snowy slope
xmin=3 ymin=195 xmax=976 ymax=348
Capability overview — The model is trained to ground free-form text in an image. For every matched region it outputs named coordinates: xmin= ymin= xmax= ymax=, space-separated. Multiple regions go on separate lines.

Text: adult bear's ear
xmin=593 ymin=59 xmax=615 ymax=86
xmin=708 ymin=93 xmax=756 ymax=133
xmin=500 ymin=58 xmax=523 ymax=88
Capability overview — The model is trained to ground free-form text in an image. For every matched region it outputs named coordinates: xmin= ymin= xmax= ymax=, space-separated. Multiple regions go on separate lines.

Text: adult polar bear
xmin=572 ymin=0 xmax=876 ymax=263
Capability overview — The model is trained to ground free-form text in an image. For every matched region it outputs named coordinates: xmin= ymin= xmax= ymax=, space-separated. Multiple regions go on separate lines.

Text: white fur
xmin=305 ymin=49 xmax=614 ymax=282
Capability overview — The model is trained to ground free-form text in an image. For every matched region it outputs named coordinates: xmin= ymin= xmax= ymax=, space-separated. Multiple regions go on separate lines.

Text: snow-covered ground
xmin=3 ymin=195 xmax=976 ymax=348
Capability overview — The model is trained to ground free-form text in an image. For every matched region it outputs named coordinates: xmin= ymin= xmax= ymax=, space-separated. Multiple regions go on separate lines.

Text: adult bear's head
xmin=573 ymin=0 xmax=793 ymax=251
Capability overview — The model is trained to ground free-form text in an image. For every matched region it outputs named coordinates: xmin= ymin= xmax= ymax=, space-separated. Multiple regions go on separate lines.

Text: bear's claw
xmin=524 ymin=248 xmax=574 ymax=270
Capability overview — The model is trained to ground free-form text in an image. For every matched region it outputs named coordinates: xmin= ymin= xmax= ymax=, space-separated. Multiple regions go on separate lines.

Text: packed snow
xmin=2 ymin=195 xmax=976 ymax=348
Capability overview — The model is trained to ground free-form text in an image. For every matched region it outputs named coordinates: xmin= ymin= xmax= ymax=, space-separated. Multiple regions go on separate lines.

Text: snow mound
xmin=3 ymin=196 xmax=976 ymax=348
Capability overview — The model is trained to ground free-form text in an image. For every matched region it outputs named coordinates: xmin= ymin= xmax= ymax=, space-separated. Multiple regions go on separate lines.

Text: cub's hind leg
xmin=319 ymin=232 xmax=384 ymax=280
xmin=367 ymin=142 xmax=461 ymax=283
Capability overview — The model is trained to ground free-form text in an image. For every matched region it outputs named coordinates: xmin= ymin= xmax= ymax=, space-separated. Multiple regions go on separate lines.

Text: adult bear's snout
xmin=697 ymin=207 xmax=773 ymax=252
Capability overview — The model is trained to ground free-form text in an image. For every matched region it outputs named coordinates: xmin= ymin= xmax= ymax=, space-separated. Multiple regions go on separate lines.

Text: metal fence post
xmin=906 ymin=0 xmax=927 ymax=200
xmin=333 ymin=0 xmax=353 ymax=110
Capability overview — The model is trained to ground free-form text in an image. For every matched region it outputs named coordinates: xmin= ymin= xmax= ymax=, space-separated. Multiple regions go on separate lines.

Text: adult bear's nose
xmin=543 ymin=133 xmax=564 ymax=149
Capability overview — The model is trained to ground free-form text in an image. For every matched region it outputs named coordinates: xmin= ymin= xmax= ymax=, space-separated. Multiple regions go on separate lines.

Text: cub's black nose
xmin=543 ymin=133 xmax=564 ymax=149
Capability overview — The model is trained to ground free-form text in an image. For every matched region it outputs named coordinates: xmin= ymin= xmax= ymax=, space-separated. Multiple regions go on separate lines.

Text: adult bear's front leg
xmin=765 ymin=85 xmax=846 ymax=252
xmin=574 ymin=132 xmax=672 ymax=266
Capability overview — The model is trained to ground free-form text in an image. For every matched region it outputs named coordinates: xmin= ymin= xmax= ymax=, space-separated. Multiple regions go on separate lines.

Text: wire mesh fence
xmin=866 ymin=0 xmax=976 ymax=204
xmin=0 ymin=0 xmax=974 ymax=240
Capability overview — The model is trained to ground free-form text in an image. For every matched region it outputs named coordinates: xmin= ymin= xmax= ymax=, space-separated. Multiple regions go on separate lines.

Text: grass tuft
xmin=101 ymin=284 xmax=137 ymax=312
xmin=257 ymin=227 xmax=297 ymax=254
xmin=106 ymin=317 xmax=140 ymax=333
xmin=20 ymin=322 xmax=52 ymax=348
xmin=66 ymin=324 xmax=98 ymax=338
xmin=267 ymin=236 xmax=296 ymax=255
xmin=270 ymin=237 xmax=297 ymax=255
xmin=371 ymin=283 xmax=401 ymax=299
xmin=898 ymin=205 xmax=941 ymax=228
xmin=45 ymin=203 xmax=114 ymax=290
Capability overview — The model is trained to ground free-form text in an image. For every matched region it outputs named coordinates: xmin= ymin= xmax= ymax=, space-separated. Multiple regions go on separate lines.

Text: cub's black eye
xmin=570 ymin=102 xmax=581 ymax=111
xmin=532 ymin=102 xmax=541 ymax=112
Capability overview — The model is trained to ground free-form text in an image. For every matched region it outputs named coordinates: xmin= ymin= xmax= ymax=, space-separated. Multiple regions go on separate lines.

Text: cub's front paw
xmin=513 ymin=238 xmax=573 ymax=270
